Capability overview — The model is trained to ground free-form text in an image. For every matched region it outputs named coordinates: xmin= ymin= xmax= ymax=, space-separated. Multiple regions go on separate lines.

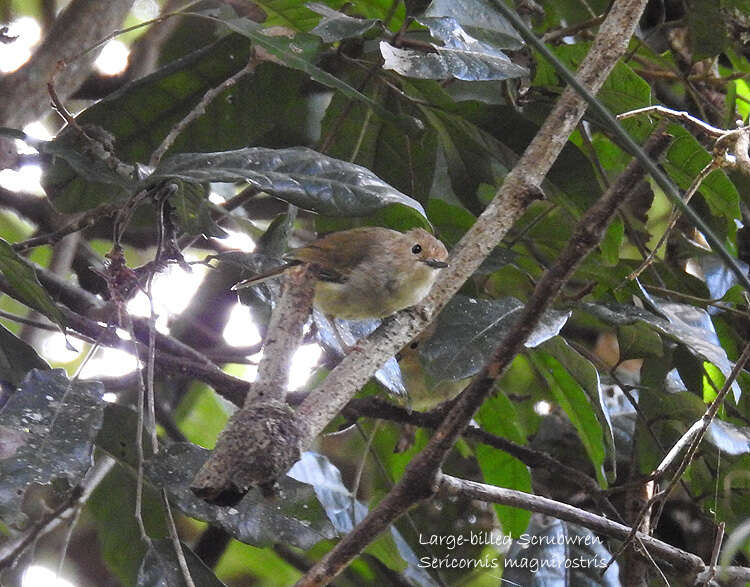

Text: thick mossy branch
xmin=190 ymin=265 xmax=316 ymax=502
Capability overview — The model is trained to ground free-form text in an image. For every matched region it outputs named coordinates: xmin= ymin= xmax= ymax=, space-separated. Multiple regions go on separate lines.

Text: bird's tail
xmin=230 ymin=264 xmax=291 ymax=291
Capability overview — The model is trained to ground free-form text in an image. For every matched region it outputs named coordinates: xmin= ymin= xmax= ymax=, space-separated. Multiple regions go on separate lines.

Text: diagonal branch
xmin=436 ymin=474 xmax=750 ymax=583
xmin=294 ymin=2 xmax=655 ymax=583
xmin=0 ymin=0 xmax=136 ymax=128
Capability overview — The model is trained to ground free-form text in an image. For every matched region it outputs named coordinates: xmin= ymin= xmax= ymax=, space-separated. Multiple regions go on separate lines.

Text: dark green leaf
xmin=0 ymin=238 xmax=67 ymax=332
xmin=137 ymin=539 xmax=227 ymax=587
xmin=319 ymin=72 xmax=438 ymax=204
xmin=0 ymin=369 xmax=104 ymax=528
xmin=475 ymin=392 xmax=531 ymax=537
xmin=167 ymin=179 xmax=228 ymax=238
xmin=530 ymin=351 xmax=608 ymax=486
xmin=96 ymin=403 xmax=156 ymax=465
xmin=43 ymin=34 xmax=309 ymax=212
xmin=308 ymin=3 xmax=380 ymax=42
xmin=687 ymin=0 xmax=728 ymax=60
xmin=219 ymin=17 xmax=423 ymax=134
xmin=663 ymin=124 xmax=740 ymax=223
xmin=420 ymin=295 xmax=570 ymax=382
xmin=617 ymin=323 xmax=663 ymax=360
xmin=145 ymin=443 xmax=336 ymax=548
xmin=539 ymin=337 xmax=617 ymax=480
xmin=151 ymin=146 xmax=427 ymax=217
xmin=252 ymin=0 xmax=404 ymax=31
xmin=0 ymin=322 xmax=49 ymax=386
xmin=600 ymin=216 xmax=623 ymax=266
xmin=424 ymin=0 xmax=524 ymax=49
xmin=86 ymin=464 xmax=166 ymax=586
xmin=455 ymin=102 xmax=604 ymax=213
xmin=381 ymin=18 xmax=528 ymax=81
xmin=584 ymin=299 xmax=742 ymax=401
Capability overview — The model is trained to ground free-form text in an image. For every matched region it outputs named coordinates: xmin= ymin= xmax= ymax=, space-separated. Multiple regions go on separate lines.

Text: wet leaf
xmin=584 ymin=298 xmax=742 ymax=402
xmin=0 ymin=369 xmax=104 ymax=528
xmin=380 ymin=18 xmax=528 ymax=81
xmin=151 ymin=146 xmax=427 ymax=217
xmin=424 ymin=0 xmax=524 ymax=49
xmin=0 ymin=239 xmax=67 ymax=333
xmin=307 ymin=3 xmax=380 ymax=42
xmin=137 ymin=539 xmax=226 ymax=587
xmin=288 ymin=452 xmax=438 ymax=585
xmin=420 ymin=295 xmax=570 ymax=382
xmin=144 ymin=443 xmax=336 ymax=549
xmin=313 ymin=310 xmax=405 ymax=397
xmin=0 ymin=322 xmax=49 ymax=387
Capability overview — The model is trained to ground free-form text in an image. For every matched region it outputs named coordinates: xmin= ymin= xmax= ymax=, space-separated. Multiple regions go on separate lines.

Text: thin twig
xmin=628 ymin=160 xmax=717 ymax=280
xmin=702 ymin=522 xmax=726 ymax=586
xmin=435 ymin=474 xmax=750 ymax=582
xmin=161 ymin=489 xmax=196 ymax=587
xmin=149 ymin=56 xmax=258 ymax=168
xmin=293 ymin=13 xmax=667 ymax=576
xmin=617 ymin=105 xmax=726 ymax=138
xmin=607 ymin=341 xmax=750 ymax=570
xmin=12 ymin=202 xmax=122 ymax=252
xmin=541 ymin=14 xmax=605 ymax=43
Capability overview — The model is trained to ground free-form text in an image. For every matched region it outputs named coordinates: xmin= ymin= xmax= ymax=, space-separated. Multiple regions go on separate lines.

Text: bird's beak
xmin=423 ymin=259 xmax=448 ymax=269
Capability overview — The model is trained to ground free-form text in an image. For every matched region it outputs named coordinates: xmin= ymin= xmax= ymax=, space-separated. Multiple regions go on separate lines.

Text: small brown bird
xmin=233 ymin=227 xmax=449 ymax=319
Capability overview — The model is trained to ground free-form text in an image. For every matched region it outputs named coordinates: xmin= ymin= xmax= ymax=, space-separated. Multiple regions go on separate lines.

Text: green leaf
xmin=600 ymin=216 xmax=624 ymax=266
xmin=288 ymin=452 xmax=436 ymax=584
xmin=455 ymin=102 xmax=604 ymax=214
xmin=475 ymin=392 xmax=531 ymax=537
xmin=137 ymin=539 xmax=227 ymax=587
xmin=43 ymin=33 xmax=309 ymax=213
xmin=0 ymin=369 xmax=104 ymax=528
xmin=530 ymin=351 xmax=608 ymax=487
xmin=0 ymin=239 xmax=67 ymax=333
xmin=167 ymin=180 xmax=228 ymax=238
xmin=687 ymin=0 xmax=728 ymax=60
xmin=426 ymin=199 xmax=476 ymax=246
xmin=420 ymin=295 xmax=570 ymax=382
xmin=0 ymin=322 xmax=49 ymax=386
xmin=319 ymin=71 xmax=438 ymax=205
xmin=534 ymin=43 xmax=652 ymax=114
xmin=252 ymin=0 xmax=403 ymax=30
xmin=585 ymin=298 xmax=742 ymax=401
xmin=147 ymin=444 xmax=336 ymax=548
xmin=96 ymin=406 xmax=336 ymax=548
xmin=424 ymin=0 xmax=525 ymax=49
xmin=308 ymin=3 xmax=381 ymax=42
xmin=617 ymin=323 xmax=663 ymax=360
xmin=218 ymin=17 xmax=423 ymax=134
xmin=151 ymin=146 xmax=427 ymax=217
xmin=663 ymin=124 xmax=740 ymax=223
xmin=380 ymin=18 xmax=528 ymax=81
xmin=540 ymin=337 xmax=617 ymax=481
xmin=87 ymin=464 xmax=167 ymax=585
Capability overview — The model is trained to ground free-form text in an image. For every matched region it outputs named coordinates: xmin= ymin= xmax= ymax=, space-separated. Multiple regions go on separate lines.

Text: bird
xmin=232 ymin=226 xmax=448 ymax=319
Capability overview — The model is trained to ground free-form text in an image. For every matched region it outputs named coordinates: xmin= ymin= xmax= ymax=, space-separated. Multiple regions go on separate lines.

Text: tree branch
xmin=0 ymin=0 xmax=136 ymax=128
xmin=294 ymin=2 xmax=660 ymax=575
xmin=190 ymin=265 xmax=317 ymax=502
xmin=436 ymin=474 xmax=750 ymax=583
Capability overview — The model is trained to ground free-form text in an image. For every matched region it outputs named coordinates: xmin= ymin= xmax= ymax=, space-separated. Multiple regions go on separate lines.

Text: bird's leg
xmin=326 ymin=314 xmax=353 ymax=354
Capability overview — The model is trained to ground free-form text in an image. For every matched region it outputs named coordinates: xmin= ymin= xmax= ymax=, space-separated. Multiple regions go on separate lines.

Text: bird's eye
xmin=411 ymin=244 xmax=422 ymax=254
